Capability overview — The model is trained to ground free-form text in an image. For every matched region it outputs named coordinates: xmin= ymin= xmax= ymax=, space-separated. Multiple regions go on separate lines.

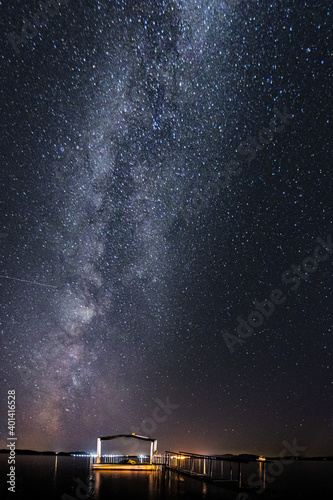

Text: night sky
xmin=0 ymin=0 xmax=332 ymax=457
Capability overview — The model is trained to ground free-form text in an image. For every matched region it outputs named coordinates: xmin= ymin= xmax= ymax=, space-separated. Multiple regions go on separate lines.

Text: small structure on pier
xmin=92 ymin=433 xmax=159 ymax=470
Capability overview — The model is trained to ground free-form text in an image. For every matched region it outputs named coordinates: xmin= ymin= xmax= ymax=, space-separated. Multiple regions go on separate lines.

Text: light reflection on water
xmin=89 ymin=468 xmax=239 ymax=500
xmin=0 ymin=455 xmax=332 ymax=499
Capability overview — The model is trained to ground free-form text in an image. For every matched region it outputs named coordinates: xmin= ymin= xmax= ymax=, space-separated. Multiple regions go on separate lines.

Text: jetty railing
xmin=165 ymin=450 xmax=267 ymax=490
xmin=91 ymin=454 xmax=167 ymax=465
xmin=91 ymin=455 xmax=151 ymax=465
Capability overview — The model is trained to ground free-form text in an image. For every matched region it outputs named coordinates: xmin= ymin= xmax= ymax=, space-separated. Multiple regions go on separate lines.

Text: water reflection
xmin=94 ymin=469 xmax=197 ymax=499
xmin=53 ymin=455 xmax=58 ymax=496
xmin=259 ymin=461 xmax=266 ymax=489
xmin=92 ymin=467 xmax=243 ymax=500
xmin=0 ymin=455 xmax=331 ymax=500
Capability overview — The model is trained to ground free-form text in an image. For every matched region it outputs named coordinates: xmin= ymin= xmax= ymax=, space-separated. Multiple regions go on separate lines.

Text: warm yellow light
xmin=257 ymin=456 xmax=266 ymax=461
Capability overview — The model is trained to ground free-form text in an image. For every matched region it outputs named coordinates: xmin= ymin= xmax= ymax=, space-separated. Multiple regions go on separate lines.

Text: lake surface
xmin=0 ymin=455 xmax=332 ymax=499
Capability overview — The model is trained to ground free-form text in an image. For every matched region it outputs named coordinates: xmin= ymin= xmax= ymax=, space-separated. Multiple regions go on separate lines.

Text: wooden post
xmin=97 ymin=438 xmax=101 ymax=464
xmin=150 ymin=441 xmax=153 ymax=464
xmin=262 ymin=462 xmax=266 ymax=489
xmin=238 ymin=462 xmax=242 ymax=488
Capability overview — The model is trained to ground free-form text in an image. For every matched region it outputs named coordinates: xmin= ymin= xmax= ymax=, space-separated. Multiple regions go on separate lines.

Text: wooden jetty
xmin=164 ymin=450 xmax=267 ymax=491
xmin=91 ymin=433 xmax=267 ymax=493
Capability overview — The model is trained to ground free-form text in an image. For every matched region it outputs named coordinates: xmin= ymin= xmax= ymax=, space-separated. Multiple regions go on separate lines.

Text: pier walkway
xmin=90 ymin=433 xmax=267 ymax=493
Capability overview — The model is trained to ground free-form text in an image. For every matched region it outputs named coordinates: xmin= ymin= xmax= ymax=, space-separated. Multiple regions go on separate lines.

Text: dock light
xmin=257 ymin=456 xmax=266 ymax=461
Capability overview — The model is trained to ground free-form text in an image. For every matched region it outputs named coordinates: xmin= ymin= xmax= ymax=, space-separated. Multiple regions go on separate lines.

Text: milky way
xmin=0 ymin=0 xmax=332 ymax=455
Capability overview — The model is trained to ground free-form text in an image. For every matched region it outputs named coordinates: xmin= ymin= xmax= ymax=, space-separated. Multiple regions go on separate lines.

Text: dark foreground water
xmin=0 ymin=455 xmax=332 ymax=499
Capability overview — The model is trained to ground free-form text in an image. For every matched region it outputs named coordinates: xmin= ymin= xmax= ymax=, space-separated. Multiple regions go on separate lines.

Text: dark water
xmin=0 ymin=455 xmax=332 ymax=499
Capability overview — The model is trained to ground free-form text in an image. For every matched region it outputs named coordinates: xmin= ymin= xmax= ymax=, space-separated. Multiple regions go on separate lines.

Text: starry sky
xmin=0 ymin=0 xmax=332 ymax=457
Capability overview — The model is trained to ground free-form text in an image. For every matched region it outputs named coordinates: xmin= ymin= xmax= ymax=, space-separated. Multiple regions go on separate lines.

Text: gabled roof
xmin=98 ymin=434 xmax=156 ymax=442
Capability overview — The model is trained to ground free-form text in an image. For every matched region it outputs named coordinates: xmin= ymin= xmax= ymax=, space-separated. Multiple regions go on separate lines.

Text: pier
xmin=164 ymin=450 xmax=267 ymax=491
xmin=90 ymin=433 xmax=267 ymax=493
